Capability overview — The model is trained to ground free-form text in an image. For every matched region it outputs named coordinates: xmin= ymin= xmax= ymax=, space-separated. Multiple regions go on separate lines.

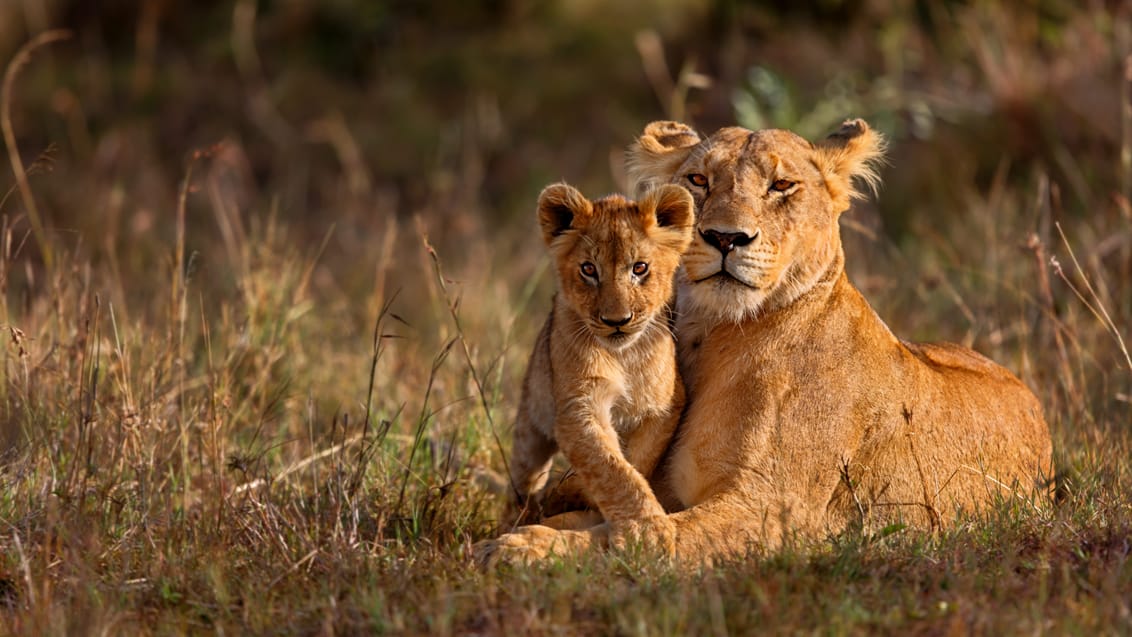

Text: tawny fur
xmin=504 ymin=183 xmax=694 ymax=550
xmin=477 ymin=120 xmax=1053 ymax=567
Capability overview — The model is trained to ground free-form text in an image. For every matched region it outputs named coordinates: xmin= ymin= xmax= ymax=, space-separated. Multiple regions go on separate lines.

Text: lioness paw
xmin=472 ymin=525 xmax=592 ymax=569
xmin=609 ymin=516 xmax=676 ymax=558
xmin=472 ymin=534 xmax=537 ymax=569
xmin=472 ymin=532 xmax=538 ymax=569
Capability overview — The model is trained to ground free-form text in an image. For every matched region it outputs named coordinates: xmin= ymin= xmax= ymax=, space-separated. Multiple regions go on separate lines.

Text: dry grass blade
xmin=11 ymin=530 xmax=34 ymax=609
xmin=1122 ymin=53 xmax=1131 ymax=205
xmin=1052 ymin=222 xmax=1132 ymax=374
xmin=0 ymin=29 xmax=71 ymax=271
xmin=634 ymin=29 xmax=711 ymax=123
xmin=349 ymin=289 xmax=399 ymax=495
xmin=231 ymin=434 xmax=364 ymax=495
xmin=393 ymin=335 xmax=456 ymax=519
xmin=1028 ymin=176 xmax=1081 ymax=406
xmin=423 ymin=233 xmax=516 ymax=499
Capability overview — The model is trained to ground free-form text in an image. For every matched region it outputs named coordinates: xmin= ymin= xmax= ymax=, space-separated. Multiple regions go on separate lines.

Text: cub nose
xmin=600 ymin=314 xmax=633 ymax=327
xmin=700 ymin=229 xmax=757 ymax=254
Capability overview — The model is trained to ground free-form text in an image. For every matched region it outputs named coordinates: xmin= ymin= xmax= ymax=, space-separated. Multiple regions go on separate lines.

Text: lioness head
xmin=537 ymin=183 xmax=694 ymax=349
xmin=628 ymin=119 xmax=885 ymax=323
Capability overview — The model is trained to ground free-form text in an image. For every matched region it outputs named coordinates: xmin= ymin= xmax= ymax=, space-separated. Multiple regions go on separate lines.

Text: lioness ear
xmin=639 ymin=184 xmax=695 ymax=252
xmin=814 ymin=118 xmax=886 ymax=213
xmin=537 ymin=183 xmax=591 ymax=246
xmin=627 ymin=121 xmax=702 ymax=197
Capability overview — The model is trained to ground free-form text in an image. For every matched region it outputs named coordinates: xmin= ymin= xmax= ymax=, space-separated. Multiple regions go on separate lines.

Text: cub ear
xmin=639 ymin=184 xmax=695 ymax=252
xmin=627 ymin=121 xmax=702 ymax=197
xmin=814 ymin=118 xmax=887 ymax=213
xmin=537 ymin=183 xmax=591 ymax=246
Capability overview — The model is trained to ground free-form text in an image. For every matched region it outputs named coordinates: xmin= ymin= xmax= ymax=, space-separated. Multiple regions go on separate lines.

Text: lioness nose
xmin=600 ymin=314 xmax=633 ymax=327
xmin=700 ymin=229 xmax=757 ymax=254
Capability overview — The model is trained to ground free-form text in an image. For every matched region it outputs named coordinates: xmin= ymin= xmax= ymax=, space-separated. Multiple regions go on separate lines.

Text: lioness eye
xmin=632 ymin=262 xmax=649 ymax=276
xmin=770 ymin=179 xmax=796 ymax=192
xmin=687 ymin=174 xmax=708 ymax=188
xmin=580 ymin=262 xmax=597 ymax=278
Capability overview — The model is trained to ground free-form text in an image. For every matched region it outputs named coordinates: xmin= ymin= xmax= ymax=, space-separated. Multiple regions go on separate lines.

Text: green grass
xmin=1 ymin=1 xmax=1131 ymax=634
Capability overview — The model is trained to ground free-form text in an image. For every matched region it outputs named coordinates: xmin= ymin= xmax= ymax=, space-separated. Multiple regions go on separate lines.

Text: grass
xmin=1 ymin=1 xmax=1131 ymax=635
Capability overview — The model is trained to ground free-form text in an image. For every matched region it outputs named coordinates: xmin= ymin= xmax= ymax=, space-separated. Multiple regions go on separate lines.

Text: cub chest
xmin=601 ymin=338 xmax=679 ymax=435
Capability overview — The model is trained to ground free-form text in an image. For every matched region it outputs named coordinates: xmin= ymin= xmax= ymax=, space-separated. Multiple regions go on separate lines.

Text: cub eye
xmin=580 ymin=262 xmax=598 ymax=278
xmin=770 ymin=179 xmax=796 ymax=192
xmin=632 ymin=262 xmax=649 ymax=276
xmin=687 ymin=174 xmax=708 ymax=188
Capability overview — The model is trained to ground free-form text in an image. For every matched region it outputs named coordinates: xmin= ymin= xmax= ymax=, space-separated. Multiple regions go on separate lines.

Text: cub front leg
xmin=553 ymin=384 xmax=669 ymax=525
xmin=610 ymin=399 xmax=684 ymax=553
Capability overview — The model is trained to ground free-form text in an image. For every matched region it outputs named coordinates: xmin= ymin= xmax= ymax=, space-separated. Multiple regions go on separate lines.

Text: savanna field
xmin=0 ymin=2 xmax=1130 ymax=634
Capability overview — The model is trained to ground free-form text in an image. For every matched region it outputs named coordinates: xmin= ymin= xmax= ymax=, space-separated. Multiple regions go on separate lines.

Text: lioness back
xmin=507 ymin=183 xmax=694 ymax=531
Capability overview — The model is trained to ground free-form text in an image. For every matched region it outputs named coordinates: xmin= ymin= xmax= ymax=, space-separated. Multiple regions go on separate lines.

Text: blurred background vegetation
xmin=2 ymin=0 xmax=1128 ymax=312
xmin=1 ymin=1 xmax=1131 ymax=632
xmin=3 ymin=0 xmax=1127 ymax=402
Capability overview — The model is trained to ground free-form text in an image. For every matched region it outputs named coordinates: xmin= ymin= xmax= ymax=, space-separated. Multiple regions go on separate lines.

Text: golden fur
xmin=502 ymin=183 xmax=694 ymax=546
xmin=476 ymin=120 xmax=1053 ymax=567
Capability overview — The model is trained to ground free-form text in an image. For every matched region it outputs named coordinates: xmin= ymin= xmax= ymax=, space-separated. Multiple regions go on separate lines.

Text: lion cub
xmin=508 ymin=182 xmax=694 ymax=531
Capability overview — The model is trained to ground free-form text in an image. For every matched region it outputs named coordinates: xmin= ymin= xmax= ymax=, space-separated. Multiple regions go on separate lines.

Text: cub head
xmin=537 ymin=182 xmax=694 ymax=350
xmin=628 ymin=119 xmax=885 ymax=324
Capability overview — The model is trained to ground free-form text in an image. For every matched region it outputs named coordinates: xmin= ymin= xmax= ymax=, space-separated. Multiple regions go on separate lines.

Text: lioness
xmin=477 ymin=120 xmax=1053 ymax=566
xmin=505 ymin=182 xmax=694 ymax=539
